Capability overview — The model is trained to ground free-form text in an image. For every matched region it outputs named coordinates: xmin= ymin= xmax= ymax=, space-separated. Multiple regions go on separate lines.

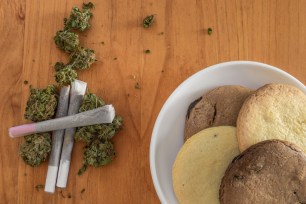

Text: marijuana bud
xmin=54 ymin=62 xmax=66 ymax=71
xmin=75 ymin=92 xmax=122 ymax=143
xmin=75 ymin=115 xmax=122 ymax=143
xmin=79 ymin=92 xmax=105 ymax=112
xmin=24 ymin=85 xmax=58 ymax=122
xmin=143 ymin=15 xmax=155 ymax=28
xmin=19 ymin=133 xmax=52 ymax=167
xmin=83 ymin=139 xmax=115 ymax=167
xmin=55 ymin=65 xmax=78 ymax=86
xmin=54 ymin=30 xmax=80 ymax=53
xmin=64 ymin=2 xmax=94 ymax=32
xmin=69 ymin=47 xmax=96 ymax=70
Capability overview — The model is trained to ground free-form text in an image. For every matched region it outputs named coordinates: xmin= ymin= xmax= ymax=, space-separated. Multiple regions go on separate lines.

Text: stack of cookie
xmin=172 ymin=84 xmax=306 ymax=204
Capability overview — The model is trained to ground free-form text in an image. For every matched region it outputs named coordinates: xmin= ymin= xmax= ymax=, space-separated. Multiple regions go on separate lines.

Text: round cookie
xmin=237 ymin=83 xmax=306 ymax=152
xmin=185 ymin=85 xmax=252 ymax=141
xmin=173 ymin=126 xmax=240 ymax=204
xmin=219 ymin=140 xmax=306 ymax=204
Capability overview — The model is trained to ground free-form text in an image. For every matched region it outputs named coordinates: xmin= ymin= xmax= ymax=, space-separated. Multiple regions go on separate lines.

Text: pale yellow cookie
xmin=172 ymin=126 xmax=240 ymax=204
xmin=237 ymin=83 xmax=306 ymax=152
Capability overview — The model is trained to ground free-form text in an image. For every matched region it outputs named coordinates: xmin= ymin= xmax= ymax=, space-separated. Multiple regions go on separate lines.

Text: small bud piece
xmin=19 ymin=133 xmax=52 ymax=167
xmin=143 ymin=15 xmax=155 ymax=28
xmin=54 ymin=62 xmax=66 ymax=71
xmin=64 ymin=3 xmax=94 ymax=31
xmin=54 ymin=30 xmax=80 ymax=53
xmin=82 ymin=2 xmax=94 ymax=10
xmin=24 ymin=85 xmax=58 ymax=122
xmin=69 ymin=48 xmax=96 ymax=70
xmin=84 ymin=139 xmax=115 ymax=167
xmin=55 ymin=65 xmax=78 ymax=86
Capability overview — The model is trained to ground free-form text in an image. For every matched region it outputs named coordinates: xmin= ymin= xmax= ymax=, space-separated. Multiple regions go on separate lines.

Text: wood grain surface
xmin=1 ymin=0 xmax=305 ymax=203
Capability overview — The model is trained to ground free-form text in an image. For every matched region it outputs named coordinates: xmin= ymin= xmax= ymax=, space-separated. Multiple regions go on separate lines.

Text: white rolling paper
xmin=56 ymin=80 xmax=87 ymax=188
xmin=44 ymin=86 xmax=70 ymax=193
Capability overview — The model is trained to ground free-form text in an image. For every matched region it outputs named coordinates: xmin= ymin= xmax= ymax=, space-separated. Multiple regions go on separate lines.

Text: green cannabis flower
xmin=69 ymin=47 xmax=96 ymax=70
xmin=143 ymin=15 xmax=155 ymax=28
xmin=83 ymin=139 xmax=115 ymax=167
xmin=55 ymin=65 xmax=78 ymax=86
xmin=75 ymin=116 xmax=123 ymax=143
xmin=64 ymin=2 xmax=94 ymax=31
xmin=75 ymin=92 xmax=122 ymax=143
xmin=54 ymin=30 xmax=80 ymax=53
xmin=24 ymin=85 xmax=58 ymax=122
xmin=79 ymin=92 xmax=105 ymax=112
xmin=19 ymin=133 xmax=52 ymax=167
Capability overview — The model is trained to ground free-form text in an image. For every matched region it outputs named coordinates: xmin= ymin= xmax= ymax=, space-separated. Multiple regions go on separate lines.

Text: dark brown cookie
xmin=219 ymin=140 xmax=306 ymax=204
xmin=184 ymin=85 xmax=252 ymax=141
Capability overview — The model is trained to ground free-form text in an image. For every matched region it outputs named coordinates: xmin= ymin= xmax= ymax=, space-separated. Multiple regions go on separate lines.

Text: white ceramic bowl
xmin=149 ymin=61 xmax=306 ymax=204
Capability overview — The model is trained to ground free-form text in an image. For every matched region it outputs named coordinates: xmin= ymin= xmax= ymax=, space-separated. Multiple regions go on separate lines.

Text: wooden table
xmin=1 ymin=0 xmax=305 ymax=203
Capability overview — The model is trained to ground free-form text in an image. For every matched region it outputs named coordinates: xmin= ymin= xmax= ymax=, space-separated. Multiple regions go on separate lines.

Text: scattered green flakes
xmin=64 ymin=2 xmax=94 ymax=31
xmin=208 ymin=27 xmax=213 ymax=35
xmin=55 ymin=65 xmax=78 ymax=86
xmin=144 ymin=49 xmax=151 ymax=54
xmin=69 ymin=47 xmax=96 ymax=70
xmin=135 ymin=82 xmax=141 ymax=89
xmin=35 ymin=184 xmax=44 ymax=191
xmin=24 ymin=85 xmax=58 ymax=122
xmin=23 ymin=80 xmax=28 ymax=85
xmin=54 ymin=30 xmax=80 ymax=53
xmin=19 ymin=133 xmax=52 ymax=167
xmin=84 ymin=139 xmax=115 ymax=167
xmin=143 ymin=15 xmax=155 ymax=28
xmin=78 ymin=164 xmax=87 ymax=175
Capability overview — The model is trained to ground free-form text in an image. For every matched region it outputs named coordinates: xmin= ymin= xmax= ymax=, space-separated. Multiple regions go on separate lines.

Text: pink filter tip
xmin=9 ymin=124 xmax=36 ymax=138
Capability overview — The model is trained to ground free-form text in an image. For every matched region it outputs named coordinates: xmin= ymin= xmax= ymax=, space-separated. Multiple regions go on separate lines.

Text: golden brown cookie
xmin=237 ymin=83 xmax=306 ymax=152
xmin=219 ymin=140 xmax=306 ymax=204
xmin=185 ymin=85 xmax=252 ymax=141
xmin=173 ymin=126 xmax=240 ymax=204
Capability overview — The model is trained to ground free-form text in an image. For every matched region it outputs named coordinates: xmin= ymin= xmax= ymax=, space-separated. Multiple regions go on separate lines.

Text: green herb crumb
xmin=19 ymin=133 xmax=52 ymax=166
xmin=78 ymin=164 xmax=87 ymax=176
xmin=143 ymin=15 xmax=155 ymax=28
xmin=208 ymin=27 xmax=213 ymax=35
xmin=35 ymin=184 xmax=44 ymax=191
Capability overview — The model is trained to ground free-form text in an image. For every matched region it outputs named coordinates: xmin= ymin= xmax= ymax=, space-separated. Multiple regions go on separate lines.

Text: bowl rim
xmin=149 ymin=60 xmax=305 ymax=204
